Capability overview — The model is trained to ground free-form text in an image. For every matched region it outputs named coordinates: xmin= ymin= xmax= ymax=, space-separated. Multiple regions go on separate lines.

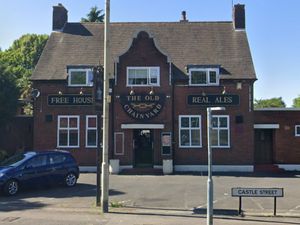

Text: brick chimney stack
xmin=53 ymin=3 xmax=68 ymax=31
xmin=233 ymin=4 xmax=245 ymax=30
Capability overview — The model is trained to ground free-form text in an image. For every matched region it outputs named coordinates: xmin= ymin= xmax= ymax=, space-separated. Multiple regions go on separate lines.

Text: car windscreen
xmin=0 ymin=153 xmax=29 ymax=167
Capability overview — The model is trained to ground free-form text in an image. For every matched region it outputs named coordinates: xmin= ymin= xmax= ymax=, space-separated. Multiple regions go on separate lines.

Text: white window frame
xmin=57 ymin=115 xmax=80 ymax=148
xmin=68 ymin=68 xmax=93 ymax=87
xmin=179 ymin=115 xmax=202 ymax=148
xmin=86 ymin=115 xmax=97 ymax=148
xmin=295 ymin=125 xmax=300 ymax=137
xmin=211 ymin=115 xmax=230 ymax=148
xmin=189 ymin=68 xmax=219 ymax=86
xmin=126 ymin=66 xmax=160 ymax=87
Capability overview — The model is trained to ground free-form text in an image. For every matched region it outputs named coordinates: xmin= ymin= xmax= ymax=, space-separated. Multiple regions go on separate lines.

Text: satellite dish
xmin=31 ymin=89 xmax=40 ymax=99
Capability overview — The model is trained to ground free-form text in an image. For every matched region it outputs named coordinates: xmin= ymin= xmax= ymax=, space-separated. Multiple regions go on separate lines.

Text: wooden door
xmin=254 ymin=129 xmax=273 ymax=164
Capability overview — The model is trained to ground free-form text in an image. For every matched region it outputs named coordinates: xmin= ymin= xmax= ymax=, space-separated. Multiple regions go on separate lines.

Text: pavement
xmin=0 ymin=172 xmax=300 ymax=225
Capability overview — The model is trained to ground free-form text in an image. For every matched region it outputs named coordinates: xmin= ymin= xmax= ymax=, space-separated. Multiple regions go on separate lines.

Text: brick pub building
xmin=31 ymin=4 xmax=300 ymax=173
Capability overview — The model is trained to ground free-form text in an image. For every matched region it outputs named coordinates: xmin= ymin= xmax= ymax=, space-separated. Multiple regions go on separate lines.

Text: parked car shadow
xmin=0 ymin=183 xmax=125 ymax=212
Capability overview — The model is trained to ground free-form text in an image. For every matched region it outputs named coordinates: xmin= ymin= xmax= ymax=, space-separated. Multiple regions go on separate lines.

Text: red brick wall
xmin=254 ymin=110 xmax=300 ymax=164
xmin=32 ymin=30 xmax=257 ymax=168
xmin=32 ymin=81 xmax=100 ymax=166
xmin=113 ymin=31 xmax=172 ymax=166
xmin=174 ymin=80 xmax=255 ymax=165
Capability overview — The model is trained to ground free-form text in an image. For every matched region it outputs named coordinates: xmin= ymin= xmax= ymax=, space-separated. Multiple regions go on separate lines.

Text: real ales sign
xmin=48 ymin=95 xmax=93 ymax=106
xmin=188 ymin=94 xmax=240 ymax=106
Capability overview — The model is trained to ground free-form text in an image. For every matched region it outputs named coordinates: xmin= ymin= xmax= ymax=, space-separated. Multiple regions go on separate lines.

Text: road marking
xmin=250 ymin=198 xmax=264 ymax=210
xmin=288 ymin=204 xmax=300 ymax=212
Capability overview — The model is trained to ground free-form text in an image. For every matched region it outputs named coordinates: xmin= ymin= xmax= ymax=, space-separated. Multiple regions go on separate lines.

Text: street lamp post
xmin=101 ymin=0 xmax=110 ymax=213
xmin=207 ymin=107 xmax=225 ymax=225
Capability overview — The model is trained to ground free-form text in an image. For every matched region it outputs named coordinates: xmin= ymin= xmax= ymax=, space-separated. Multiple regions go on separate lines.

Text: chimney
xmin=180 ymin=11 xmax=188 ymax=22
xmin=233 ymin=4 xmax=245 ymax=30
xmin=53 ymin=3 xmax=68 ymax=31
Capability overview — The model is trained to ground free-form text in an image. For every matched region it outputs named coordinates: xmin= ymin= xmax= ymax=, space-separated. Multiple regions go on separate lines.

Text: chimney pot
xmin=180 ymin=11 xmax=188 ymax=22
xmin=53 ymin=4 xmax=68 ymax=31
xmin=233 ymin=4 xmax=245 ymax=30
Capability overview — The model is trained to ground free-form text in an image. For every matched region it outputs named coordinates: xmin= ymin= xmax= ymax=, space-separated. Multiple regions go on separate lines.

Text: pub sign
xmin=120 ymin=93 xmax=165 ymax=120
xmin=188 ymin=94 xmax=240 ymax=106
xmin=48 ymin=95 xmax=93 ymax=106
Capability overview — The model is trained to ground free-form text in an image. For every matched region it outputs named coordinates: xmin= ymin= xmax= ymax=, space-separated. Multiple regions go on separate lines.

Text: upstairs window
xmin=127 ymin=67 xmax=160 ymax=86
xmin=68 ymin=69 xmax=93 ymax=86
xmin=189 ymin=68 xmax=219 ymax=86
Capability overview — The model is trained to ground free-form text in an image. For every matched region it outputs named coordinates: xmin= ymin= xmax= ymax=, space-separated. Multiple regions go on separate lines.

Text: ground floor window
xmin=295 ymin=125 xmax=300 ymax=136
xmin=57 ymin=115 xmax=79 ymax=148
xmin=179 ymin=115 xmax=202 ymax=148
xmin=86 ymin=115 xmax=97 ymax=147
xmin=211 ymin=115 xmax=230 ymax=148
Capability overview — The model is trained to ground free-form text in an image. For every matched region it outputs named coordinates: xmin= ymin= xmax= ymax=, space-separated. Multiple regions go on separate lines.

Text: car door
xmin=21 ymin=155 xmax=50 ymax=187
xmin=48 ymin=153 xmax=67 ymax=184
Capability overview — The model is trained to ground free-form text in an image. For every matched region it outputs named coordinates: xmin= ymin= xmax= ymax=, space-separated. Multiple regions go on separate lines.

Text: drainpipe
xmin=170 ymin=63 xmax=175 ymax=167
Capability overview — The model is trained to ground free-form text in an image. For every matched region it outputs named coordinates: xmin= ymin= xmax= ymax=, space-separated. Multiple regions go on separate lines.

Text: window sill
xmin=179 ymin=146 xmax=202 ymax=149
xmin=212 ymin=146 xmax=231 ymax=149
xmin=67 ymin=85 xmax=94 ymax=87
xmin=57 ymin=146 xmax=80 ymax=148
xmin=188 ymin=84 xmax=219 ymax=87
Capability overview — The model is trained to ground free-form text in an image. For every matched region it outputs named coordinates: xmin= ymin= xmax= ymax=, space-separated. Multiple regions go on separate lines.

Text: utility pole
xmin=101 ymin=0 xmax=110 ymax=213
xmin=207 ymin=107 xmax=225 ymax=225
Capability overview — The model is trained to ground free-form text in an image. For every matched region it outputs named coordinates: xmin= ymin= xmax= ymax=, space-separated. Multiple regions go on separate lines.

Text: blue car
xmin=0 ymin=150 xmax=80 ymax=196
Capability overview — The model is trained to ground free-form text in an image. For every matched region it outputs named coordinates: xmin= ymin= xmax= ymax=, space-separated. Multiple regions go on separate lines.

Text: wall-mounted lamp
xmin=202 ymin=90 xmax=206 ymax=96
xmin=58 ymin=91 xmax=63 ymax=95
xmin=149 ymin=87 xmax=155 ymax=95
xmin=79 ymin=88 xmax=84 ymax=95
xmin=222 ymin=86 xmax=226 ymax=95
xmin=129 ymin=87 xmax=135 ymax=95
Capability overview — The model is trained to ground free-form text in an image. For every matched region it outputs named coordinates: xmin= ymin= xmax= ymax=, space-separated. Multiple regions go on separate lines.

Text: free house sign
xmin=120 ymin=93 xmax=165 ymax=120
xmin=48 ymin=94 xmax=93 ymax=106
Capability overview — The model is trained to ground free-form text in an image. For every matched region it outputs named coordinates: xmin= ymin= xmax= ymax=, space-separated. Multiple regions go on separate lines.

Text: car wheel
xmin=4 ymin=180 xmax=19 ymax=196
xmin=65 ymin=173 xmax=77 ymax=187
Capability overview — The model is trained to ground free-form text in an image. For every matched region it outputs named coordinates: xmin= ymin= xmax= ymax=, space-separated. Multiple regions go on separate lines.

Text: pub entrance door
xmin=133 ymin=129 xmax=153 ymax=167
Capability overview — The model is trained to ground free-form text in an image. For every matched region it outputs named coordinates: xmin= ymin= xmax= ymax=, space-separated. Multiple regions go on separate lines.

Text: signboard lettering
xmin=120 ymin=93 xmax=165 ymax=120
xmin=188 ymin=94 xmax=239 ymax=106
xmin=48 ymin=95 xmax=93 ymax=106
xmin=231 ymin=188 xmax=284 ymax=197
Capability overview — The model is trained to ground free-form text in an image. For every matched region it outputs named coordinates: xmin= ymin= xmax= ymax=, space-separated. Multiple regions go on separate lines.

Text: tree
xmin=292 ymin=95 xmax=300 ymax=108
xmin=0 ymin=64 xmax=19 ymax=127
xmin=0 ymin=34 xmax=48 ymax=114
xmin=254 ymin=97 xmax=286 ymax=108
xmin=81 ymin=6 xmax=104 ymax=22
